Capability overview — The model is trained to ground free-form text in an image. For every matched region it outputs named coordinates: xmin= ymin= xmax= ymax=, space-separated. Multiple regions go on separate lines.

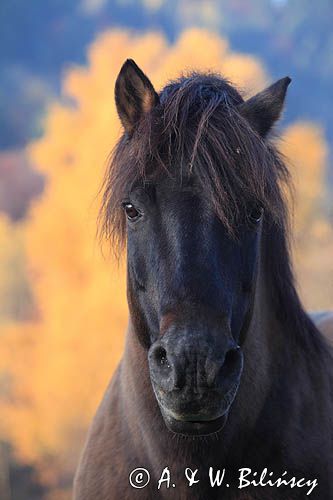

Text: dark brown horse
xmin=74 ymin=60 xmax=333 ymax=499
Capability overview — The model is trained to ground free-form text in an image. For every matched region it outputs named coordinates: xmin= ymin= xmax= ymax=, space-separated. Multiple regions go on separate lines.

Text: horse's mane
xmin=100 ymin=72 xmax=328 ymax=351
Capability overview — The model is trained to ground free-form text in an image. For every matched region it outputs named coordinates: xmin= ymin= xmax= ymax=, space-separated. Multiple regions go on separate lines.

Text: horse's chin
xmin=160 ymin=409 xmax=229 ymax=436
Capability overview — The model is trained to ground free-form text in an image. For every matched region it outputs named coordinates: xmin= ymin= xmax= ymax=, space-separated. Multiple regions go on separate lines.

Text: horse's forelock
xmin=99 ymin=72 xmax=291 ymax=255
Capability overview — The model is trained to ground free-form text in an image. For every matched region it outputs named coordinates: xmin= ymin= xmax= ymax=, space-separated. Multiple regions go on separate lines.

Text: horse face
xmin=125 ymin=179 xmax=262 ymax=435
xmin=113 ymin=59 xmax=290 ymax=436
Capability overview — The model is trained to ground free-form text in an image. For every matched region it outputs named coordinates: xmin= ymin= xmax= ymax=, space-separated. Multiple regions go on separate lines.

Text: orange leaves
xmin=281 ymin=123 xmax=328 ymax=235
xmin=0 ymin=216 xmax=31 ymax=324
xmin=281 ymin=123 xmax=333 ymax=310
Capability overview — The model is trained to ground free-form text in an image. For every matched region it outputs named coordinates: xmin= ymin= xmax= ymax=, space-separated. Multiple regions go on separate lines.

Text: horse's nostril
xmin=154 ymin=346 xmax=171 ymax=369
xmin=223 ymin=347 xmax=240 ymax=369
xmin=149 ymin=343 xmax=176 ymax=392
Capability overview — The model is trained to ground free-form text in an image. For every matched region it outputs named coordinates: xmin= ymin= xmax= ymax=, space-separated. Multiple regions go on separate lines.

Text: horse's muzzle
xmin=148 ymin=336 xmax=243 ymax=436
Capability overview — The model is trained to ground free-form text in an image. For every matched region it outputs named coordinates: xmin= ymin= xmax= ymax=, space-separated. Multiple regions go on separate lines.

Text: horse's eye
xmin=122 ymin=202 xmax=141 ymax=221
xmin=249 ymin=206 xmax=263 ymax=224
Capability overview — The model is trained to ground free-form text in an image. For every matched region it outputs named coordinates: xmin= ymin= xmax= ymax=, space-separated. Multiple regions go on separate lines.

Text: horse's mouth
xmin=161 ymin=410 xmax=229 ymax=436
xmin=155 ymin=378 xmax=241 ymax=436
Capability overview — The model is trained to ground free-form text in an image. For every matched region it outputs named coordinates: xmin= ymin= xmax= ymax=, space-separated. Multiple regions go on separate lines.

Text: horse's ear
xmin=238 ymin=77 xmax=291 ymax=138
xmin=115 ymin=59 xmax=159 ymax=135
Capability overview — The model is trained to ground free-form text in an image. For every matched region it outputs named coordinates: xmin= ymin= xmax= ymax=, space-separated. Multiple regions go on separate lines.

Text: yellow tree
xmin=281 ymin=123 xmax=328 ymax=237
xmin=281 ymin=123 xmax=333 ymax=310
xmin=0 ymin=215 xmax=31 ymax=325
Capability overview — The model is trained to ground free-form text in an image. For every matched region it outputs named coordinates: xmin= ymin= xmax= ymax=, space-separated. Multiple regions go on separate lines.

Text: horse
xmin=74 ymin=59 xmax=333 ymax=499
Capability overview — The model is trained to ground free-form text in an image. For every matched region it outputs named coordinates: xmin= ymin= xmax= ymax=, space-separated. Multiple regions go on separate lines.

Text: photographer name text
xmin=129 ymin=466 xmax=317 ymax=495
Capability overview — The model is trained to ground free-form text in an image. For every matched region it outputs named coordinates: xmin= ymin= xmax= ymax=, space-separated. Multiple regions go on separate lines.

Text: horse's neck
xmin=237 ymin=265 xmax=333 ymax=447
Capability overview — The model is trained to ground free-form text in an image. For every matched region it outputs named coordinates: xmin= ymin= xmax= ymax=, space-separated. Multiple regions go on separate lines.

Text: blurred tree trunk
xmin=0 ymin=443 xmax=11 ymax=500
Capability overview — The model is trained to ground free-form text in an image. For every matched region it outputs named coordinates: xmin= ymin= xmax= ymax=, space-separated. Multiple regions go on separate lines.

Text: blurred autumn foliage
xmin=281 ymin=124 xmax=333 ymax=310
xmin=0 ymin=216 xmax=33 ymax=325
xmin=0 ymin=29 xmax=332 ymax=498
xmin=0 ymin=151 xmax=44 ymax=222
